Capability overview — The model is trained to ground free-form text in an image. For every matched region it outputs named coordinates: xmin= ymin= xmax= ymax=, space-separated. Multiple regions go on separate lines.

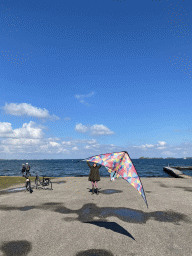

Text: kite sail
xmin=82 ymin=151 xmax=148 ymax=207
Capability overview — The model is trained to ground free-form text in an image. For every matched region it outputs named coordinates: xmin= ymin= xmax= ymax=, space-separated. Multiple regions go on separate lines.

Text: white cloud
xmin=14 ymin=122 xmax=44 ymax=139
xmin=92 ymin=144 xmax=100 ymax=148
xmin=2 ymin=122 xmax=192 ymax=159
xmin=86 ymin=139 xmax=97 ymax=144
xmin=75 ymin=123 xmax=88 ymax=133
xmin=0 ymin=123 xmax=120 ymax=157
xmin=48 ymin=137 xmax=60 ymax=141
xmin=62 ymin=139 xmax=98 ymax=148
xmin=62 ymin=141 xmax=72 ymax=145
xmin=49 ymin=141 xmax=60 ymax=147
xmin=91 ymin=124 xmax=114 ymax=135
xmin=75 ymin=91 xmax=95 ymax=105
xmin=3 ymin=103 xmax=60 ymax=120
xmin=161 ymin=151 xmax=175 ymax=156
xmin=75 ymin=123 xmax=114 ymax=136
xmin=2 ymin=145 xmax=10 ymax=153
xmin=133 ymin=142 xmax=167 ymax=150
xmin=0 ymin=136 xmax=69 ymax=155
xmin=145 ymin=144 xmax=154 ymax=148
xmin=4 ymin=138 xmax=41 ymax=146
xmin=0 ymin=122 xmax=13 ymax=134
xmin=57 ymin=148 xmax=69 ymax=154
xmin=133 ymin=144 xmax=154 ymax=149
xmin=158 ymin=141 xmax=167 ymax=146
xmin=0 ymin=121 xmax=44 ymax=139
xmin=73 ymin=139 xmax=97 ymax=144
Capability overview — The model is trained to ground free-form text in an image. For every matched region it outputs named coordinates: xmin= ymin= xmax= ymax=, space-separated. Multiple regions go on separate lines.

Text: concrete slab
xmin=0 ymin=177 xmax=192 ymax=256
xmin=163 ymin=167 xmax=191 ymax=178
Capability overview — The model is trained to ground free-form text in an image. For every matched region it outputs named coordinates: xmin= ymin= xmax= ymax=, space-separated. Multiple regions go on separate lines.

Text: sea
xmin=0 ymin=159 xmax=192 ymax=178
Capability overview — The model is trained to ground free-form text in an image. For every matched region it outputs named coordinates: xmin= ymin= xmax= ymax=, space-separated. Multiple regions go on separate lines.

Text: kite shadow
xmin=84 ymin=221 xmax=136 ymax=240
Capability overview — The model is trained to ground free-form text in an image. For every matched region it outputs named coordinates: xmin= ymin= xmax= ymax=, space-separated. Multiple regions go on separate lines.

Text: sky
xmin=0 ymin=0 xmax=192 ymax=159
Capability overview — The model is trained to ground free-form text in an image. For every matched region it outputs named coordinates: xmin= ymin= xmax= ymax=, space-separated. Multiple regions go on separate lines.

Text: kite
xmin=81 ymin=151 xmax=148 ymax=207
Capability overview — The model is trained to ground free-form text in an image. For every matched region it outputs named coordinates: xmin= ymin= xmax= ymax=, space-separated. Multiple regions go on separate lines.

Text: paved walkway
xmin=0 ymin=177 xmax=192 ymax=256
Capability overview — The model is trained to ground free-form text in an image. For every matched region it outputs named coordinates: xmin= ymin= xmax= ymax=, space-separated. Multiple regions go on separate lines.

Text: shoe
xmin=96 ymin=188 xmax=99 ymax=195
xmin=92 ymin=188 xmax=94 ymax=194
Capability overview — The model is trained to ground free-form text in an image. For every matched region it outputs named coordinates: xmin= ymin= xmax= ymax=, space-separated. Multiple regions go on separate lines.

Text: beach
xmin=0 ymin=176 xmax=192 ymax=256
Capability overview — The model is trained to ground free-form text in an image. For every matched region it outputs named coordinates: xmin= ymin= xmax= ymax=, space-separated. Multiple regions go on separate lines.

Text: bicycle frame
xmin=35 ymin=174 xmax=52 ymax=190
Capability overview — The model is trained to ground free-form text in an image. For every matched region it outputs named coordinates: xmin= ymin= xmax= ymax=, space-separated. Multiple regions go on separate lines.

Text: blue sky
xmin=0 ymin=0 xmax=192 ymax=159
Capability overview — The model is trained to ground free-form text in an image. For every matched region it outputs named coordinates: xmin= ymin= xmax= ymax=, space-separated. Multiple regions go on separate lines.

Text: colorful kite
xmin=82 ymin=151 xmax=148 ymax=207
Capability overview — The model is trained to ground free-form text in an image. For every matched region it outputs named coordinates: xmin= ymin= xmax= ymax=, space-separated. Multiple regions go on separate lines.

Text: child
xmin=87 ymin=161 xmax=101 ymax=195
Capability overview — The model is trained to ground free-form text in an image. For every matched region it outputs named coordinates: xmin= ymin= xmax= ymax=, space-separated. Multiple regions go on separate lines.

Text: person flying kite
xmin=81 ymin=151 xmax=148 ymax=207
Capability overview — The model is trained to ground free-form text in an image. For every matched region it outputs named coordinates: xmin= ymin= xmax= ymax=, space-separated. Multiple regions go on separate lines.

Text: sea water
xmin=0 ymin=159 xmax=192 ymax=177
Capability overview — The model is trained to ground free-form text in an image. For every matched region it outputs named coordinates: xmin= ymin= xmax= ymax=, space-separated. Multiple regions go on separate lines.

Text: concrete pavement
xmin=0 ymin=176 xmax=192 ymax=256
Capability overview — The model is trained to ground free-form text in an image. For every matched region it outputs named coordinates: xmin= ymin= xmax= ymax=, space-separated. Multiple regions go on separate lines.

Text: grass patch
xmin=0 ymin=176 xmax=57 ymax=190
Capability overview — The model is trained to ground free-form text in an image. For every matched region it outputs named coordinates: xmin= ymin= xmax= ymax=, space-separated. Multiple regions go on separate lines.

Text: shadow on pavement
xmin=174 ymin=186 xmax=192 ymax=192
xmin=76 ymin=249 xmax=114 ymax=256
xmin=84 ymin=221 xmax=136 ymax=240
xmin=76 ymin=249 xmax=136 ymax=256
xmin=0 ymin=202 xmax=191 ymax=227
xmin=0 ymin=240 xmax=32 ymax=256
xmin=87 ymin=188 xmax=122 ymax=194
xmin=75 ymin=249 xmax=114 ymax=256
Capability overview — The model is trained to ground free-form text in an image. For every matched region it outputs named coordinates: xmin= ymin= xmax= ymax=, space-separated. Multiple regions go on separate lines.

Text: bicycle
xmin=34 ymin=172 xmax=52 ymax=190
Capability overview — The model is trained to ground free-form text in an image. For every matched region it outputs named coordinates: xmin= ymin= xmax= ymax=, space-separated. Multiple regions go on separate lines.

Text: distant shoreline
xmin=139 ymin=157 xmax=190 ymax=159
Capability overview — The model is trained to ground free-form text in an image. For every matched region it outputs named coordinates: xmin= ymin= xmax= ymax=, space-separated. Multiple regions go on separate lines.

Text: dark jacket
xmin=22 ymin=166 xmax=26 ymax=173
xmin=87 ymin=161 xmax=101 ymax=181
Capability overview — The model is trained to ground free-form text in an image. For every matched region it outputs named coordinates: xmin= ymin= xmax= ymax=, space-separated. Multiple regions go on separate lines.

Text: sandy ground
xmin=0 ymin=176 xmax=192 ymax=256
